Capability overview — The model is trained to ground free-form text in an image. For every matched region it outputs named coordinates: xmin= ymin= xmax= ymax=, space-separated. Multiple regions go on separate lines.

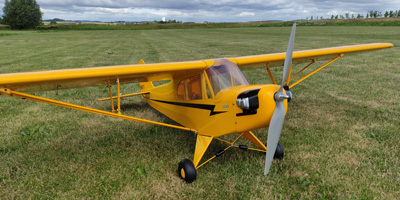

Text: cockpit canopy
xmin=176 ymin=59 xmax=249 ymax=100
xmin=206 ymin=59 xmax=249 ymax=98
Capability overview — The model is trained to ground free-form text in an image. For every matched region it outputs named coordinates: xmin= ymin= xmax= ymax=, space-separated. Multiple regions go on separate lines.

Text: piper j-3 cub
xmin=0 ymin=24 xmax=393 ymax=183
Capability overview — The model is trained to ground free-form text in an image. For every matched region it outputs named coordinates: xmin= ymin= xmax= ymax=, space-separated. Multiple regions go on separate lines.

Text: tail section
xmin=138 ymin=59 xmax=154 ymax=94
xmin=140 ymin=81 xmax=154 ymax=92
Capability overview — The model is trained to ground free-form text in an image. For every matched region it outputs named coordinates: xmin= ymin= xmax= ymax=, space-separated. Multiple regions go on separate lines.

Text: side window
xmin=187 ymin=75 xmax=202 ymax=100
xmin=177 ymin=80 xmax=185 ymax=100
xmin=177 ymin=74 xmax=203 ymax=100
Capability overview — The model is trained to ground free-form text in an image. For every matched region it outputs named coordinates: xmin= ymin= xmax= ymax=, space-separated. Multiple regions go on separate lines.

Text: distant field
xmin=3 ymin=18 xmax=400 ymax=31
xmin=37 ymin=18 xmax=400 ymax=30
xmin=42 ymin=21 xmax=120 ymax=25
xmin=0 ymin=26 xmax=399 ymax=199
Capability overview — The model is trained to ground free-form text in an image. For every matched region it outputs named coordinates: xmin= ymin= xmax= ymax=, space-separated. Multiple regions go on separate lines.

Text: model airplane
xmin=0 ymin=24 xmax=393 ymax=183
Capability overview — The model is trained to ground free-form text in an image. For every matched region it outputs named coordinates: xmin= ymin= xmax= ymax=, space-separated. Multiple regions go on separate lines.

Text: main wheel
xmin=178 ymin=159 xmax=196 ymax=183
xmin=274 ymin=142 xmax=284 ymax=159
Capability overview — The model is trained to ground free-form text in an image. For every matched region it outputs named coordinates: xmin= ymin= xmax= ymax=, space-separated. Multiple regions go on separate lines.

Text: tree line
xmin=1 ymin=0 xmax=42 ymax=29
xmin=308 ymin=10 xmax=400 ymax=20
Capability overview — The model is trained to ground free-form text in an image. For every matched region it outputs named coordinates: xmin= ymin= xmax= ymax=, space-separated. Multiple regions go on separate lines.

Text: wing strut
xmin=289 ymin=54 xmax=343 ymax=89
xmin=0 ymin=89 xmax=196 ymax=132
xmin=117 ymin=78 xmax=121 ymax=115
xmin=266 ymin=63 xmax=277 ymax=85
xmin=290 ymin=59 xmax=316 ymax=81
xmin=107 ymin=80 xmax=116 ymax=113
xmin=98 ymin=92 xmax=149 ymax=102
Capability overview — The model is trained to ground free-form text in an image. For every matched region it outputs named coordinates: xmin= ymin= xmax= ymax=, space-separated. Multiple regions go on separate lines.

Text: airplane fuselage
xmin=140 ymin=59 xmax=287 ymax=137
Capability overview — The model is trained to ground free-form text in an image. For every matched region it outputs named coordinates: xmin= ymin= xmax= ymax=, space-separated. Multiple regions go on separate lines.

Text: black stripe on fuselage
xmin=149 ymin=99 xmax=226 ymax=116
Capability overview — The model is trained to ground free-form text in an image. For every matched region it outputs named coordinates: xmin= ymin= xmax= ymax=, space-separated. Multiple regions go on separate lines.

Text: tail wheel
xmin=178 ymin=159 xmax=196 ymax=183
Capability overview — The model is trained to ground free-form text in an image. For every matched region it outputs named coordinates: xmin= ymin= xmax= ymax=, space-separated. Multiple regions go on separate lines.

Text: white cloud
xmin=1 ymin=0 xmax=400 ymax=22
xmin=238 ymin=12 xmax=255 ymax=17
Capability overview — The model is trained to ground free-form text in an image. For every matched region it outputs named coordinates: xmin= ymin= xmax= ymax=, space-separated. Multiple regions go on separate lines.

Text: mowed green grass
xmin=0 ymin=27 xmax=399 ymax=199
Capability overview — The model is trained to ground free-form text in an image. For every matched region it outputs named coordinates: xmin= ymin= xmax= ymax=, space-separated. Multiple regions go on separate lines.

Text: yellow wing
xmin=231 ymin=43 xmax=393 ymax=68
xmin=0 ymin=61 xmax=207 ymax=92
xmin=0 ymin=43 xmax=393 ymax=92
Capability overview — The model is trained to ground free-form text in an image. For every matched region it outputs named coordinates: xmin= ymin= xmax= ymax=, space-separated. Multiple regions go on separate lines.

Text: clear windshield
xmin=206 ymin=59 xmax=249 ymax=97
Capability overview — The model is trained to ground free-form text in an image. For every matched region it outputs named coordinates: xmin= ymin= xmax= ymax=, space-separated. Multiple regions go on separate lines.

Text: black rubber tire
xmin=274 ymin=142 xmax=284 ymax=159
xmin=178 ymin=159 xmax=197 ymax=183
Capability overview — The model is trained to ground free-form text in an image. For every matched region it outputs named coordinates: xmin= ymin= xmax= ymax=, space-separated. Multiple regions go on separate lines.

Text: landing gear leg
xmin=177 ymin=134 xmax=212 ymax=183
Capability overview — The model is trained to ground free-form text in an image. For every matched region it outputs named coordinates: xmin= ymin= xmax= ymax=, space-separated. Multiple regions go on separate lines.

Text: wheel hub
xmin=180 ymin=168 xmax=186 ymax=179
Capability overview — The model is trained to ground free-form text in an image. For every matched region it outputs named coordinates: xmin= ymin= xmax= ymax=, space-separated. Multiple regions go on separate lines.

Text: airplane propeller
xmin=264 ymin=23 xmax=296 ymax=175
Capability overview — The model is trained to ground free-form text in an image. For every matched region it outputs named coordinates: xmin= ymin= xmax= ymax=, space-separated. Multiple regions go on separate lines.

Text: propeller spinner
xmin=264 ymin=23 xmax=296 ymax=175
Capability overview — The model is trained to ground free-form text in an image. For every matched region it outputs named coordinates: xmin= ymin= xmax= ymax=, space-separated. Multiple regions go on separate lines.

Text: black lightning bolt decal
xmin=150 ymin=99 xmax=226 ymax=116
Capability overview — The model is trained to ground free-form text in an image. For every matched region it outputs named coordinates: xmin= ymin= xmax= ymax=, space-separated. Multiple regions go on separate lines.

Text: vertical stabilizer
xmin=138 ymin=59 xmax=154 ymax=92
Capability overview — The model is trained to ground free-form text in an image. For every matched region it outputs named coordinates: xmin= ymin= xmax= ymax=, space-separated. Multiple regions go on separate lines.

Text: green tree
xmin=384 ymin=11 xmax=389 ymax=18
xmin=373 ymin=11 xmax=378 ymax=18
xmin=2 ymin=0 xmax=43 ymax=29
xmin=369 ymin=10 xmax=374 ymax=18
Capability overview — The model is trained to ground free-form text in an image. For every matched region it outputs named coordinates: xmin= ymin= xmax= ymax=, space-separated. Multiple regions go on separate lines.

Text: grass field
xmin=0 ymin=26 xmax=399 ymax=199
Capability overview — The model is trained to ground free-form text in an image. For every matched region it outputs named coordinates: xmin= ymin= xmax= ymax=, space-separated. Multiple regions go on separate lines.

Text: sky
xmin=0 ymin=0 xmax=400 ymax=22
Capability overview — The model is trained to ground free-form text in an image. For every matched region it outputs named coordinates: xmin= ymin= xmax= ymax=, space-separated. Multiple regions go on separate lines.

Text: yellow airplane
xmin=0 ymin=24 xmax=393 ymax=183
